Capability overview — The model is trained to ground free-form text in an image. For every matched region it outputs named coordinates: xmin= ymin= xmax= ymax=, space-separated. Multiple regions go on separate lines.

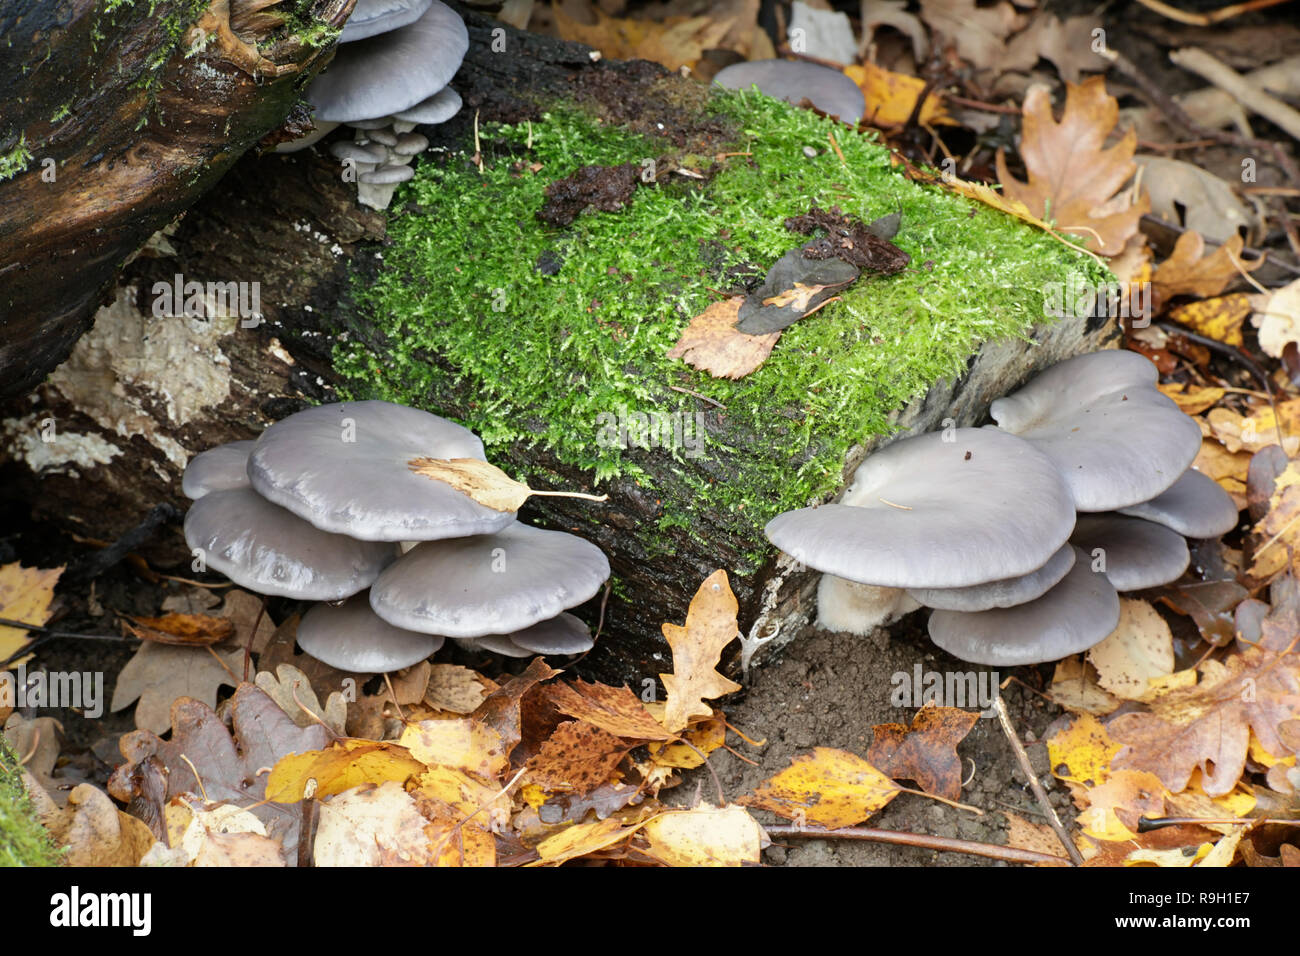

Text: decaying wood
xmin=0 ymin=0 xmax=352 ymax=398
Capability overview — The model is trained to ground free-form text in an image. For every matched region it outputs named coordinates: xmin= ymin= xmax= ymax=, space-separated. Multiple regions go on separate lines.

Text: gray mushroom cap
xmin=360 ymin=164 xmax=415 ymax=184
xmin=182 ymin=440 xmax=256 ymax=499
xmin=990 ymin=350 xmax=1201 ymax=512
xmin=339 ymin=0 xmax=433 ymax=43
xmin=307 ymin=0 xmax=469 ymax=123
xmin=713 ymin=59 xmax=866 ymax=123
xmin=391 ymin=132 xmax=429 ymax=157
xmin=392 ymin=86 xmax=462 ymax=124
xmin=247 ymin=400 xmax=515 ymax=542
xmin=907 ymin=542 xmax=1076 ymax=612
xmin=329 ymin=141 xmax=388 ymax=165
xmin=184 ymin=487 xmax=394 ymax=600
xmin=1117 ymin=468 xmax=1238 ymax=538
xmin=467 ymin=635 xmax=534 ymax=658
xmin=369 ymin=523 xmax=610 ymax=637
xmin=298 ymin=593 xmax=442 ymax=673
xmin=927 ymin=548 xmax=1121 ymax=666
xmin=765 ymin=428 xmax=1075 ymax=588
xmin=504 ymin=613 xmax=594 ymax=655
xmin=1070 ymin=514 xmax=1191 ymax=591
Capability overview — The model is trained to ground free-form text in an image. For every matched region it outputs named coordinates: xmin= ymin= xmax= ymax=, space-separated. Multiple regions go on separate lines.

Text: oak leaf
xmin=110 ymin=641 xmax=244 ymax=734
xmin=659 ymin=570 xmax=742 ymax=732
xmin=995 ymin=76 xmax=1148 ymax=256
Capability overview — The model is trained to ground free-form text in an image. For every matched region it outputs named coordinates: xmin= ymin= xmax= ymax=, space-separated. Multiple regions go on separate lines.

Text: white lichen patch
xmin=2 ymin=415 xmax=122 ymax=474
xmin=47 ymin=284 xmax=239 ymax=471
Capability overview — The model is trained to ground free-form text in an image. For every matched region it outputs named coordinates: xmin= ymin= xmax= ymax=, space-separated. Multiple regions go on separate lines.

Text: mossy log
xmin=0 ymin=9 xmax=1116 ymax=685
xmin=0 ymin=0 xmax=352 ymax=398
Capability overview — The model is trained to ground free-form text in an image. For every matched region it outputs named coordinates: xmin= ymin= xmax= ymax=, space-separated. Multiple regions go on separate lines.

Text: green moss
xmin=0 ymin=136 xmax=33 ymax=182
xmin=0 ymin=736 xmax=63 ymax=867
xmin=335 ymin=91 xmax=1107 ymax=568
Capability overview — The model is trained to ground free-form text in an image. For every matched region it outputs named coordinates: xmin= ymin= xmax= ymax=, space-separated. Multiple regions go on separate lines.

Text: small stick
xmin=667 ymin=384 xmax=726 ymax=409
xmin=1138 ymin=815 xmax=1300 ymax=830
xmin=765 ymin=824 xmax=1071 ymax=866
xmin=1170 ymin=47 xmax=1300 ymax=141
xmin=993 ymin=695 xmax=1085 ymax=866
xmin=680 ymin=739 xmax=726 ymax=805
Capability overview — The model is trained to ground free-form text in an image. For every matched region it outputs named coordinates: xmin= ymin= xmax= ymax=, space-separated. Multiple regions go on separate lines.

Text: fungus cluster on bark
xmin=765 ymin=350 xmax=1237 ymax=666
xmin=278 ymin=0 xmax=468 ymax=208
xmin=183 ymin=401 xmax=609 ymax=673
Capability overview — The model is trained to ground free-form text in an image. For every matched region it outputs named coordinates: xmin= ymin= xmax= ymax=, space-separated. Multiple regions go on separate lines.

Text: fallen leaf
xmin=918 ymin=0 xmax=1025 ymax=69
xmin=866 ymin=703 xmax=979 ymax=801
xmin=43 ymin=783 xmax=156 ymax=867
xmin=425 ymin=663 xmax=493 ymax=714
xmin=265 ymin=739 xmax=427 ymax=803
xmin=3 ymin=713 xmax=63 ymax=798
xmin=844 ymin=61 xmax=951 ymax=126
xmin=1047 ymin=712 xmax=1121 ymax=787
xmin=314 ymin=781 xmax=434 ymax=866
xmin=1087 ymin=599 xmax=1176 ymax=700
xmin=220 ymin=588 xmax=277 ymax=654
xmin=639 ymin=803 xmax=766 ymax=866
xmin=659 ymin=570 xmax=742 ymax=733
xmin=996 ymin=76 xmax=1148 ymax=256
xmin=999 ymin=14 xmax=1105 ymax=84
xmin=667 ymin=296 xmax=781 ymax=379
xmin=1079 ymin=768 xmax=1169 ymax=840
xmin=173 ymin=799 xmax=285 ymax=867
xmin=1158 ymin=382 xmax=1227 ymax=416
xmin=533 ymin=815 xmax=646 ymax=864
xmin=1152 ymin=232 xmax=1260 ymax=308
xmin=525 ymin=720 xmax=633 ymax=794
xmin=552 ymin=6 xmax=734 ymax=71
xmin=110 ymin=642 xmax=244 ymax=734
xmin=399 ymin=718 xmax=509 ymax=782
xmin=646 ymin=709 xmax=726 ymax=768
xmin=1253 ymin=276 xmax=1300 ymax=359
xmin=410 ymin=789 xmax=497 ymax=867
xmin=1049 ymin=657 xmax=1121 ymax=715
xmin=123 ymin=612 xmax=234 ymax=647
xmin=545 ymin=679 xmax=675 ymax=740
xmin=1109 ymin=641 xmax=1300 ymax=796
xmin=1136 ymin=157 xmax=1256 ymax=246
xmin=255 ymin=663 xmax=347 ymax=734
xmin=0 ymin=563 xmax=62 ymax=668
xmin=1003 ymin=810 xmax=1073 ymax=866
xmin=741 ymin=747 xmax=899 ymax=828
xmin=407 ymin=457 xmax=596 ymax=512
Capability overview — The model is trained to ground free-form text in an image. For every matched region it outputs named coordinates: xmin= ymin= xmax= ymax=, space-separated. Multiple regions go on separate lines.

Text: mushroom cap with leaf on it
xmin=307 ymin=0 xmax=468 ymax=124
xmin=297 ymin=593 xmax=442 ymax=673
xmin=183 ymin=487 xmax=395 ymax=601
xmin=247 ymin=400 xmax=515 ymax=543
xmin=713 ymin=59 xmax=866 ymax=124
xmin=927 ymin=548 xmax=1120 ymax=666
xmin=989 ymin=350 xmax=1202 ymax=512
xmin=1117 ymin=467 xmax=1239 ymax=538
xmin=765 ymin=427 xmax=1076 ymax=589
xmin=1070 ymin=514 xmax=1191 ymax=591
xmin=182 ymin=440 xmax=257 ymax=499
xmin=369 ymin=522 xmax=610 ymax=638
xmin=907 ymin=542 xmax=1076 ymax=613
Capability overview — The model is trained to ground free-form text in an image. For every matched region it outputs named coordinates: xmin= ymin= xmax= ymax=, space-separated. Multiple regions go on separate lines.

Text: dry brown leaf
xmin=220 ymin=588 xmax=277 ymax=654
xmin=660 ymin=570 xmax=742 ymax=733
xmin=741 ymin=747 xmax=899 ymax=828
xmin=124 ymin=612 xmax=235 ymax=646
xmin=999 ymin=14 xmax=1105 ymax=84
xmin=254 ymin=662 xmax=347 ymax=734
xmin=1049 ymin=657 xmax=1121 ymax=715
xmin=410 ymin=789 xmax=497 ymax=867
xmin=866 ymin=703 xmax=979 ymax=801
xmin=1152 ymin=231 xmax=1260 ymax=307
xmin=918 ymin=0 xmax=1025 ymax=69
xmin=1003 ymin=810 xmax=1073 ymax=866
xmin=1110 ymin=639 xmax=1300 ymax=796
xmin=545 ymin=679 xmax=676 ymax=741
xmin=996 ymin=76 xmax=1148 ymax=256
xmin=45 ymin=783 xmax=158 ymax=867
xmin=667 ymin=296 xmax=780 ymax=379
xmin=407 ymin=457 xmax=606 ymax=512
xmin=425 ymin=663 xmax=493 ymax=714
xmin=525 ymin=719 xmax=633 ymax=794
xmin=109 ymin=642 xmax=244 ymax=734
xmin=0 ymin=562 xmax=63 ymax=668
xmin=646 ymin=708 xmax=726 ymax=768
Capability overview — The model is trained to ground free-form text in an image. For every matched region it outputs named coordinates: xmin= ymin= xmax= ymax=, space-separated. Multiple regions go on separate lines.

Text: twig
xmin=1139 ymin=815 xmax=1300 ymax=830
xmin=667 ymin=384 xmax=726 ymax=410
xmin=680 ymin=739 xmax=726 ymax=805
xmin=1170 ymin=47 xmax=1300 ymax=142
xmin=64 ymin=503 xmax=181 ymax=585
xmin=993 ymin=695 xmax=1085 ymax=866
xmin=1132 ymin=0 xmax=1293 ymax=25
xmin=242 ymin=595 xmax=267 ymax=684
xmin=765 ymin=824 xmax=1071 ymax=865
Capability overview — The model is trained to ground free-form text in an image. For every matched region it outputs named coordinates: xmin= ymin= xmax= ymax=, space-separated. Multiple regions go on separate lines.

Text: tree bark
xmin=0 ymin=8 xmax=1117 ymax=685
xmin=0 ymin=0 xmax=352 ymax=398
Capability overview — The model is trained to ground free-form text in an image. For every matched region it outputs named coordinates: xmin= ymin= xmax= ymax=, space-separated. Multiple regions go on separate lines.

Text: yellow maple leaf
xmin=0 ymin=563 xmax=63 ymax=668
xmin=659 ymin=570 xmax=742 ymax=733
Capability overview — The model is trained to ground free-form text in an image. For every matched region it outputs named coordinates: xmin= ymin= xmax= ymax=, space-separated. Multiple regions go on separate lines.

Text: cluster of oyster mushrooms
xmin=278 ymin=0 xmax=467 ymax=209
xmin=766 ymin=350 xmax=1238 ymax=667
xmin=182 ymin=401 xmax=609 ymax=673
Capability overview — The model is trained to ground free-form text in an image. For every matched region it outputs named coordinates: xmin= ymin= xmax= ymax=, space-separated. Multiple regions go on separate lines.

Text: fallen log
xmin=0 ymin=9 xmax=1116 ymax=685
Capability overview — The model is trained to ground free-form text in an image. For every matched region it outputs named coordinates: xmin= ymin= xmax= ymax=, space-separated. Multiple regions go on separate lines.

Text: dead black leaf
xmin=736 ymin=249 xmax=859 ymax=334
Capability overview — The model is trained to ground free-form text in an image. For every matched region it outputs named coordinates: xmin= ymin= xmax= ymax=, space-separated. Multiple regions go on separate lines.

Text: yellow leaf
xmin=640 ymin=804 xmax=766 ymax=866
xmin=533 ymin=816 xmax=647 ymax=864
xmin=265 ymin=740 xmax=427 ymax=803
xmin=844 ymin=62 xmax=952 ymax=127
xmin=647 ymin=710 xmax=726 ymax=768
xmin=399 ymin=718 xmax=509 ymax=782
xmin=1126 ymin=842 xmax=1212 ymax=867
xmin=0 ymin=563 xmax=63 ymax=668
xmin=407 ymin=457 xmax=606 ymax=512
xmin=741 ymin=747 xmax=899 ymax=828
xmin=1047 ymin=712 xmax=1121 ymax=787
xmin=1158 ymin=382 xmax=1225 ymax=416
xmin=552 ymin=7 xmax=735 ymax=72
xmin=1086 ymin=599 xmax=1175 ymax=701
xmin=1168 ymin=294 xmax=1251 ymax=348
xmin=660 ymin=570 xmax=742 ymax=732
